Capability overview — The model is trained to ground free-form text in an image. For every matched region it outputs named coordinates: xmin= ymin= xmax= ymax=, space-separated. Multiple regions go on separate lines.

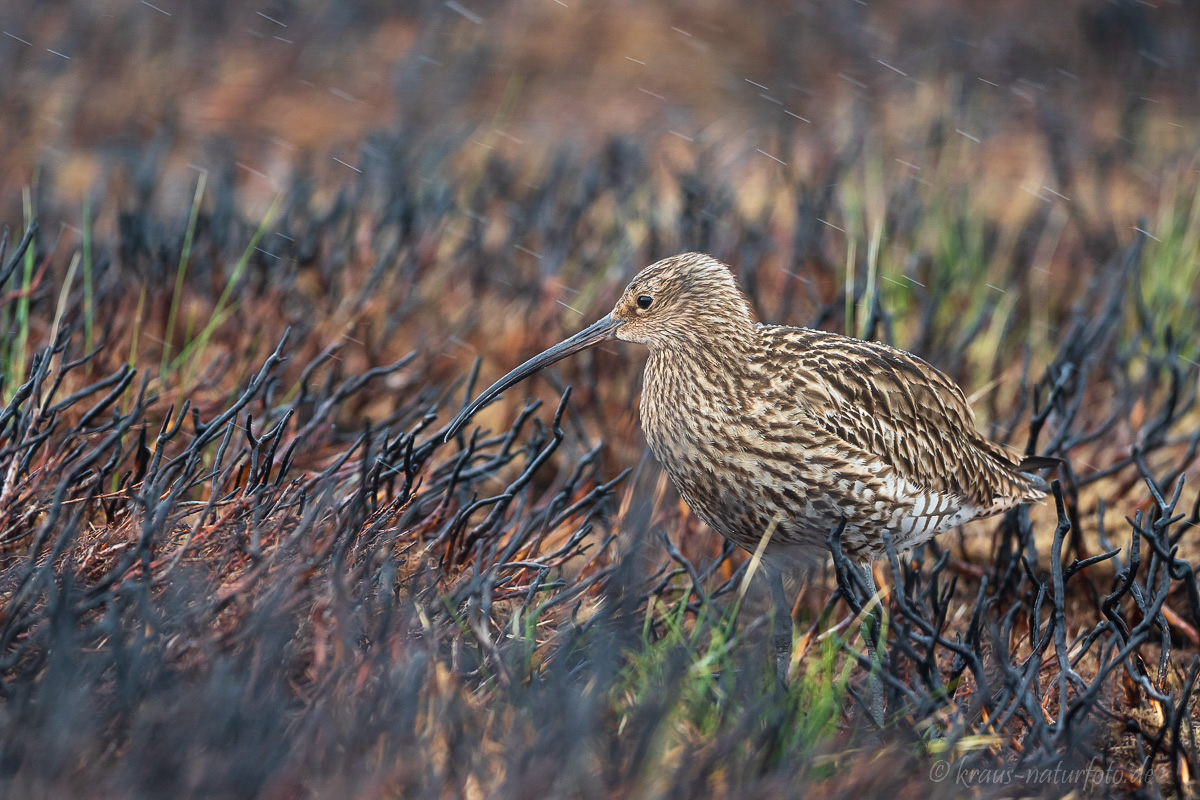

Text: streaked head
xmin=610 ymin=253 xmax=754 ymax=347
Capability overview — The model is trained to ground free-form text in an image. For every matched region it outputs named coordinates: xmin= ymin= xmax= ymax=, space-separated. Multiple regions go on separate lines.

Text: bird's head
xmin=610 ymin=252 xmax=754 ymax=348
xmin=443 ymin=253 xmax=753 ymax=440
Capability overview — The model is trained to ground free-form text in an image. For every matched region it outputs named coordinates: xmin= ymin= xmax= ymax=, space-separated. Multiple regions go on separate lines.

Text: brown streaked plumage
xmin=445 ymin=252 xmax=1049 ymax=699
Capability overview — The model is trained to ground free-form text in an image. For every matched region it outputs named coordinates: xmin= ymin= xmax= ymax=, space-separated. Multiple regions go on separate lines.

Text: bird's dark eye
xmin=636 ymin=295 xmax=653 ymax=310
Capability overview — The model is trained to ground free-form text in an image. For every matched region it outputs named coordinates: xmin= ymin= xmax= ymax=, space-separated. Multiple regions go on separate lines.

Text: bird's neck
xmin=645 ymin=326 xmax=755 ymax=387
xmin=639 ymin=328 xmax=759 ymax=459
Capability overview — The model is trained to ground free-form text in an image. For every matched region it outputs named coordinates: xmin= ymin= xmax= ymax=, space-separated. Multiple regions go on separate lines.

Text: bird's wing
xmin=756 ymin=325 xmax=1037 ymax=507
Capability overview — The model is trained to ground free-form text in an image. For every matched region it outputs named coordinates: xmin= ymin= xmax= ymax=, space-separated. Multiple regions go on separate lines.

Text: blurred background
xmin=3 ymin=0 xmax=1199 ymax=234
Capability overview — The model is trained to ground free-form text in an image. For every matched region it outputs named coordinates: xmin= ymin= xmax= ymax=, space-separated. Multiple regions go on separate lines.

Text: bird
xmin=444 ymin=253 xmax=1050 ymax=714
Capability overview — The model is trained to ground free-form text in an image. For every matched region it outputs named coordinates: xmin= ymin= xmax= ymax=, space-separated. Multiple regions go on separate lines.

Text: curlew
xmin=444 ymin=253 xmax=1050 ymax=710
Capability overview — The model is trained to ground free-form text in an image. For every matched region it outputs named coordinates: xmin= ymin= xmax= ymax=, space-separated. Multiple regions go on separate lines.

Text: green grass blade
xmin=82 ymin=197 xmax=94 ymax=355
xmin=171 ymin=192 xmax=282 ymax=380
xmin=162 ymin=171 xmax=208 ymax=378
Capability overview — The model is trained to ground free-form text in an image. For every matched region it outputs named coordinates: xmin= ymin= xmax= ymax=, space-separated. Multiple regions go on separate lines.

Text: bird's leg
xmin=767 ymin=568 xmax=793 ymax=687
xmin=857 ymin=562 xmax=885 ymax=726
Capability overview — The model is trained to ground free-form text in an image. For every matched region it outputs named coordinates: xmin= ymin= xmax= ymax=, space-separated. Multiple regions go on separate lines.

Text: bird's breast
xmin=639 ymin=351 xmax=746 ymax=469
xmin=639 ymin=351 xmax=805 ymax=541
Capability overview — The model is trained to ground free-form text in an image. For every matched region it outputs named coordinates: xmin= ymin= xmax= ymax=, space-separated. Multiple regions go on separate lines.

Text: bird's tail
xmin=1016 ymin=455 xmax=1062 ymax=473
xmin=1014 ymin=454 xmax=1061 ymax=498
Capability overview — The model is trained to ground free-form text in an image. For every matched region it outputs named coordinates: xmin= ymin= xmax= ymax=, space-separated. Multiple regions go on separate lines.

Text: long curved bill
xmin=444 ymin=314 xmax=622 ymax=441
